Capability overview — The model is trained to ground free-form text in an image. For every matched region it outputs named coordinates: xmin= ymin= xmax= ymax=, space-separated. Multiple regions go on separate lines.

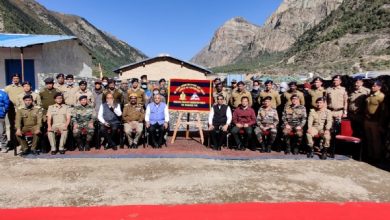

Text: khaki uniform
xmin=212 ymin=90 xmax=230 ymax=105
xmin=308 ymin=87 xmax=326 ymax=108
xmin=122 ymin=103 xmax=145 ymax=145
xmin=326 ymin=86 xmax=348 ymax=119
xmin=75 ymin=89 xmax=94 ymax=106
xmin=230 ymin=90 xmax=252 ymax=108
xmin=364 ymin=91 xmax=385 ymax=160
xmin=258 ymin=90 xmax=281 ymax=109
xmin=4 ymin=84 xmax=24 ymax=105
xmin=15 ymin=92 xmax=41 ymax=109
xmin=254 ymin=107 xmax=279 ymax=144
xmin=348 ymin=86 xmax=370 ymax=137
xmin=63 ymin=85 xmax=79 ymax=107
xmin=4 ymin=84 xmax=24 ymax=146
xmin=103 ymin=89 xmax=123 ymax=105
xmin=306 ymin=108 xmax=333 ymax=148
xmin=15 ymin=105 xmax=43 ymax=152
xmin=282 ymin=104 xmax=307 ymax=147
xmin=47 ymin=104 xmax=71 ymax=151
xmin=54 ymin=83 xmax=67 ymax=93
xmin=282 ymin=90 xmax=305 ymax=106
xmin=127 ymin=88 xmax=145 ymax=106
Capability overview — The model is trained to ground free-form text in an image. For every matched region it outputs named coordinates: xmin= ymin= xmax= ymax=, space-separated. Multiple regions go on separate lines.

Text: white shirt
xmin=145 ymin=102 xmax=169 ymax=123
xmin=98 ymin=103 xmax=122 ymax=124
xmin=208 ymin=105 xmax=232 ymax=126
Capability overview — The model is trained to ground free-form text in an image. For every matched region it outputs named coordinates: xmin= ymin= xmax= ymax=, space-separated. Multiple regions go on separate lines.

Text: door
xmin=5 ymin=59 xmax=36 ymax=90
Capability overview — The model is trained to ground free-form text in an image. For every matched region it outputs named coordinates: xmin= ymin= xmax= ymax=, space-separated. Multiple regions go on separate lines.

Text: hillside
xmin=0 ymin=0 xmax=147 ymax=76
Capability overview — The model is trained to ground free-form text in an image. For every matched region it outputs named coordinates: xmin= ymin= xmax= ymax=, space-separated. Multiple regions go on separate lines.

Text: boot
xmin=85 ymin=142 xmax=90 ymax=151
xmin=293 ymin=147 xmax=299 ymax=155
xmin=307 ymin=148 xmax=314 ymax=158
xmin=77 ymin=139 xmax=84 ymax=151
xmin=266 ymin=145 xmax=272 ymax=153
xmin=285 ymin=145 xmax=291 ymax=155
xmin=320 ymin=148 xmax=328 ymax=160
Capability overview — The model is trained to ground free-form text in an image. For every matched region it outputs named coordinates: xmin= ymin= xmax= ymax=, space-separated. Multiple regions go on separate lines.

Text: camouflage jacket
xmin=282 ymin=104 xmax=307 ymax=128
xmin=71 ymin=104 xmax=96 ymax=127
xmin=257 ymin=106 xmax=279 ymax=128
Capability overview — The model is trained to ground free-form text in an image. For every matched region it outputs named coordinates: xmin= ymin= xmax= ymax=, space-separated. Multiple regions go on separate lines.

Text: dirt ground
xmin=0 ymin=153 xmax=390 ymax=208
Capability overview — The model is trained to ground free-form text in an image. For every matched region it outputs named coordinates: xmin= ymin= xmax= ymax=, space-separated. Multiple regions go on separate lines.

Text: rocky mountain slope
xmin=191 ymin=0 xmax=343 ymax=68
xmin=0 ymin=0 xmax=147 ymax=75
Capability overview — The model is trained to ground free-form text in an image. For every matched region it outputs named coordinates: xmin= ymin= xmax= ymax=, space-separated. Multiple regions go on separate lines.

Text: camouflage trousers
xmin=73 ymin=126 xmax=94 ymax=142
xmin=254 ymin=126 xmax=277 ymax=145
xmin=283 ymin=127 xmax=303 ymax=148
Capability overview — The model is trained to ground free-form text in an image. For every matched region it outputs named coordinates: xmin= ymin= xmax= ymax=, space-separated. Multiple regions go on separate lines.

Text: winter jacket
xmin=0 ymin=90 xmax=10 ymax=118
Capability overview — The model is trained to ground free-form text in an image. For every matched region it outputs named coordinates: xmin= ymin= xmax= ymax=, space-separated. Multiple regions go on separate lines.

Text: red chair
xmin=334 ymin=119 xmax=362 ymax=161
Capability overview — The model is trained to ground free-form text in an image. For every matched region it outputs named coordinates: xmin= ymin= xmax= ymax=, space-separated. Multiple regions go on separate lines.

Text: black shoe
xmin=132 ymin=143 xmax=138 ymax=149
xmin=112 ymin=146 xmax=118 ymax=151
xmin=78 ymin=146 xmax=84 ymax=151
xmin=51 ymin=151 xmax=57 ymax=155
xmin=20 ymin=151 xmax=29 ymax=156
xmin=266 ymin=146 xmax=272 ymax=153
xmin=59 ymin=150 xmax=65 ymax=154
xmin=293 ymin=147 xmax=299 ymax=155
xmin=85 ymin=144 xmax=90 ymax=151
xmin=307 ymin=149 xmax=314 ymax=158
xmin=285 ymin=147 xmax=291 ymax=155
xmin=320 ymin=148 xmax=327 ymax=160
xmin=31 ymin=150 xmax=39 ymax=156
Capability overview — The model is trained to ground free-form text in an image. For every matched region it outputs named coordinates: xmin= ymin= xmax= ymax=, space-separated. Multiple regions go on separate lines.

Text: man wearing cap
xmin=282 ymin=95 xmax=307 ymax=154
xmin=145 ymin=94 xmax=169 ymax=148
xmin=212 ymin=83 xmax=230 ymax=105
xmin=282 ymin=81 xmax=305 ymax=106
xmin=39 ymin=78 xmax=60 ymax=122
xmin=123 ymin=93 xmax=145 ymax=148
xmin=102 ymin=79 xmax=123 ymax=106
xmin=54 ymin=73 xmax=66 ymax=92
xmin=15 ymin=95 xmax=43 ymax=155
xmin=72 ymin=95 xmax=96 ymax=151
xmin=63 ymin=74 xmax=79 ymax=107
xmin=308 ymin=77 xmax=326 ymax=109
xmin=47 ymin=93 xmax=71 ymax=155
xmin=348 ymin=77 xmax=370 ymax=138
xmin=128 ymin=78 xmax=145 ymax=106
xmin=75 ymin=80 xmax=94 ymax=106
xmin=93 ymin=80 xmax=104 ymax=114
xmin=16 ymin=81 xmax=41 ymax=108
xmin=364 ymin=81 xmax=386 ymax=161
xmin=0 ymin=90 xmax=10 ymax=152
xmin=230 ymin=81 xmax=252 ymax=109
xmin=326 ymin=75 xmax=348 ymax=120
xmin=258 ymin=80 xmax=281 ymax=109
xmin=306 ymin=97 xmax=333 ymax=159
xmin=4 ymin=74 xmax=24 ymax=152
xmin=255 ymin=96 xmax=279 ymax=153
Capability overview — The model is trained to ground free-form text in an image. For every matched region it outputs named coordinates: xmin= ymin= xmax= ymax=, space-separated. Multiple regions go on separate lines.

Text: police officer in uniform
xmin=307 ymin=77 xmax=326 ymax=109
xmin=348 ymin=77 xmax=370 ymax=138
xmin=230 ymin=81 xmax=252 ymax=109
xmin=255 ymin=96 xmax=279 ymax=153
xmin=258 ymin=80 xmax=281 ymax=109
xmin=364 ymin=81 xmax=385 ymax=162
xmin=47 ymin=93 xmax=71 ymax=155
xmin=102 ymin=79 xmax=123 ymax=106
xmin=39 ymin=77 xmax=60 ymax=117
xmin=54 ymin=73 xmax=66 ymax=93
xmin=75 ymin=80 xmax=94 ymax=106
xmin=127 ymin=78 xmax=145 ymax=106
xmin=212 ymin=83 xmax=230 ymax=105
xmin=122 ymin=93 xmax=145 ymax=148
xmin=63 ymin=74 xmax=79 ymax=107
xmin=282 ymin=95 xmax=307 ymax=154
xmin=326 ymin=75 xmax=348 ymax=124
xmin=72 ymin=95 xmax=96 ymax=151
xmin=306 ymin=97 xmax=333 ymax=159
xmin=15 ymin=95 xmax=43 ymax=155
xmin=15 ymin=81 xmax=41 ymax=108
xmin=282 ymin=81 xmax=305 ymax=106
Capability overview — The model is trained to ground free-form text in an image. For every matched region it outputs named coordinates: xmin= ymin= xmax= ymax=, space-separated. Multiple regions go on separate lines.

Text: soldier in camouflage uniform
xmin=15 ymin=95 xmax=43 ymax=156
xmin=282 ymin=95 xmax=307 ymax=155
xmin=254 ymin=96 xmax=279 ymax=153
xmin=306 ymin=97 xmax=333 ymax=159
xmin=72 ymin=95 xmax=96 ymax=151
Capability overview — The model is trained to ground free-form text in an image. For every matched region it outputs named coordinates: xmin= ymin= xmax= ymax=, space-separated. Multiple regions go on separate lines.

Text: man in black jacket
xmin=208 ymin=95 xmax=232 ymax=150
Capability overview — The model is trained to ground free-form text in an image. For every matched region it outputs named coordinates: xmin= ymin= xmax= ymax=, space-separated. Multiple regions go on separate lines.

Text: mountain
xmin=0 ymin=0 xmax=147 ymax=76
xmin=191 ymin=0 xmax=343 ymax=68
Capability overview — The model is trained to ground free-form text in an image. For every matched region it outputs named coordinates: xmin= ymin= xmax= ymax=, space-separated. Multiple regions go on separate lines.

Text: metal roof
xmin=0 ymin=33 xmax=77 ymax=48
xmin=113 ymin=55 xmax=213 ymax=74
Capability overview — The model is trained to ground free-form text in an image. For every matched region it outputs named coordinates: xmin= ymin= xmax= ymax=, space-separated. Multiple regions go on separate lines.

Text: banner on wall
xmin=168 ymin=79 xmax=212 ymax=112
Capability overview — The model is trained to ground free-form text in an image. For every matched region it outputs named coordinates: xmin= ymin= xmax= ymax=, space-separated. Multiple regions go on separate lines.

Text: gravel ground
xmin=0 ymin=153 xmax=389 ymax=208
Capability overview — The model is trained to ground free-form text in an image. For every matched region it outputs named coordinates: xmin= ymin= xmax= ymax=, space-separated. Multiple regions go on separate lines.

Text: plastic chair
xmin=334 ymin=119 xmax=362 ymax=161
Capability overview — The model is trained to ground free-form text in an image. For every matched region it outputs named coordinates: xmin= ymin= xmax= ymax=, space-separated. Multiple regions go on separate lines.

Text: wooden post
xmin=171 ymin=111 xmax=204 ymax=144
xmin=186 ymin=112 xmax=190 ymax=139
xmin=20 ymin=48 xmax=24 ymax=81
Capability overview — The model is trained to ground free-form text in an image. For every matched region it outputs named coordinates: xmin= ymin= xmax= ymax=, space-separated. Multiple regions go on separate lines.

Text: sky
xmin=36 ymin=0 xmax=282 ymax=61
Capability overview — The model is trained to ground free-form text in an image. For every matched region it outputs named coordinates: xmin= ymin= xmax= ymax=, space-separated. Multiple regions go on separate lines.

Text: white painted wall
xmin=0 ymin=39 xmax=92 ymax=88
xmin=120 ymin=60 xmax=208 ymax=81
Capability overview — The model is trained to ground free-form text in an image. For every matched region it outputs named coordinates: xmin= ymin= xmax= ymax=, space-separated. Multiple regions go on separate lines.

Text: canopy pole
xmin=20 ymin=48 xmax=25 ymax=81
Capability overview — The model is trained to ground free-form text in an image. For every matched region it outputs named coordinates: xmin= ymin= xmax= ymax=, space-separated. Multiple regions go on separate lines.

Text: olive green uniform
xmin=15 ymin=92 xmax=41 ymax=109
xmin=258 ymin=90 xmax=281 ymax=109
xmin=127 ymin=88 xmax=145 ymax=106
xmin=103 ymin=89 xmax=123 ymax=105
xmin=230 ymin=89 xmax=252 ymax=108
xmin=212 ymin=90 xmax=230 ymax=105
xmin=4 ymin=84 xmax=24 ymax=146
xmin=47 ymin=104 xmax=71 ymax=152
xmin=306 ymin=108 xmax=333 ymax=148
xmin=71 ymin=104 xmax=96 ymax=142
xmin=15 ymin=105 xmax=43 ymax=152
xmin=348 ymin=86 xmax=370 ymax=137
xmin=122 ymin=103 xmax=145 ymax=145
xmin=39 ymin=88 xmax=60 ymax=122
xmin=308 ymin=87 xmax=326 ymax=108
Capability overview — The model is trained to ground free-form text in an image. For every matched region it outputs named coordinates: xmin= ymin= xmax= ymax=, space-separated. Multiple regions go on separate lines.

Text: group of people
xmin=209 ymin=76 xmax=387 ymax=161
xmin=0 ymin=74 xmax=169 ymax=155
xmin=0 ymin=73 xmax=388 ymax=161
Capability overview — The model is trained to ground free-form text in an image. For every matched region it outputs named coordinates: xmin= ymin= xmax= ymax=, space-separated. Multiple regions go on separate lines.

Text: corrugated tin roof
xmin=0 ymin=33 xmax=77 ymax=48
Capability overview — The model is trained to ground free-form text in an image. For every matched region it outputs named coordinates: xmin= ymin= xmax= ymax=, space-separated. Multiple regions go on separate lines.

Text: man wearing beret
xmin=63 ymin=74 xmax=80 ymax=107
xmin=258 ymin=80 xmax=281 ymax=109
xmin=47 ymin=93 xmax=71 ymax=155
xmin=15 ymin=95 xmax=43 ymax=155
xmin=75 ymin=80 xmax=94 ymax=106
xmin=54 ymin=73 xmax=66 ymax=93
xmin=15 ymin=81 xmax=41 ymax=109
xmin=122 ymin=93 xmax=145 ymax=148
xmin=39 ymin=77 xmax=60 ymax=119
xmin=230 ymin=81 xmax=252 ymax=109
xmin=282 ymin=81 xmax=305 ymax=106
xmin=72 ymin=95 xmax=96 ymax=151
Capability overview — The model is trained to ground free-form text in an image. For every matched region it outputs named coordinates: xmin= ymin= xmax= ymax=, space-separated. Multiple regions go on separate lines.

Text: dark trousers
xmin=100 ymin=123 xmax=120 ymax=147
xmin=149 ymin=123 xmax=166 ymax=147
xmin=231 ymin=126 xmax=253 ymax=147
xmin=210 ymin=125 xmax=227 ymax=148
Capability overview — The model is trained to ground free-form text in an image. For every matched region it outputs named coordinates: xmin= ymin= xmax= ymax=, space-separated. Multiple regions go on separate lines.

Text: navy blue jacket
xmin=0 ymin=90 xmax=10 ymax=118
